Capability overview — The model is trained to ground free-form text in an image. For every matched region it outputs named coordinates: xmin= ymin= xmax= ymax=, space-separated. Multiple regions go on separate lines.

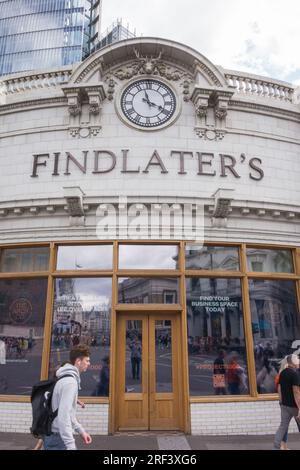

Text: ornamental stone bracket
xmin=62 ymin=84 xmax=106 ymax=136
xmin=211 ymin=188 xmax=235 ymax=228
xmin=63 ymin=186 xmax=86 ymax=225
xmin=211 ymin=90 xmax=234 ymax=124
xmin=69 ymin=126 xmax=101 ymax=138
xmin=190 ymin=86 xmax=234 ymax=139
xmin=194 ymin=127 xmax=226 ymax=141
xmin=86 ymin=85 xmax=106 ymax=115
xmin=63 ymin=87 xmax=83 ymax=117
xmin=190 ymin=86 xmax=212 ymax=119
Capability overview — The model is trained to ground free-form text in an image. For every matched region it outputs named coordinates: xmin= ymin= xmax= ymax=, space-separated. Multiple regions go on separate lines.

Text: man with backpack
xmin=43 ymin=344 xmax=92 ymax=450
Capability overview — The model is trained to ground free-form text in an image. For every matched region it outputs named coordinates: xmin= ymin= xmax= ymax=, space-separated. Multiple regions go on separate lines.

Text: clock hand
xmin=147 ymin=101 xmax=164 ymax=110
xmin=142 ymin=97 xmax=164 ymax=110
xmin=142 ymin=98 xmax=157 ymax=107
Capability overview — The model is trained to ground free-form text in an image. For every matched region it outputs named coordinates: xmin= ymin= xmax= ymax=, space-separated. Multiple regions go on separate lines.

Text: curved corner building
xmin=0 ymin=0 xmax=100 ymax=76
xmin=0 ymin=37 xmax=299 ymax=436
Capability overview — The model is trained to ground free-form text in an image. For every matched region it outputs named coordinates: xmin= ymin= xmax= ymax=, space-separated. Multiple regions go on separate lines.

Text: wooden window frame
xmin=0 ymin=241 xmax=298 ymax=411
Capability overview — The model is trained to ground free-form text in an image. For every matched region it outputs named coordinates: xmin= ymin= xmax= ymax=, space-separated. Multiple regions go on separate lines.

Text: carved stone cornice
xmin=0 ymin=97 xmax=66 ymax=115
xmin=74 ymin=57 xmax=104 ymax=84
xmin=193 ymin=60 xmax=223 ymax=86
xmin=229 ymin=99 xmax=300 ymax=122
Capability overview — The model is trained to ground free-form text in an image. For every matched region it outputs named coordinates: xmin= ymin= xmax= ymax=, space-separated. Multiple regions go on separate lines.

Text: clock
xmin=120 ymin=79 xmax=177 ymax=129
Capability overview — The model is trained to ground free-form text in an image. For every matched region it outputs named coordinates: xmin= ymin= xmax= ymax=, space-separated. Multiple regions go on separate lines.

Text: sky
xmin=101 ymin=0 xmax=300 ymax=85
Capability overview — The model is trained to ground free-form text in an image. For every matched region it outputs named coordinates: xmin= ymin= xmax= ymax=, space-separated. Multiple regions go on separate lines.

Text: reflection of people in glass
xmin=227 ymin=352 xmax=247 ymax=395
xmin=130 ymin=336 xmax=142 ymax=380
xmin=94 ymin=356 xmax=110 ymax=397
xmin=213 ymin=349 xmax=227 ymax=395
xmin=256 ymin=357 xmax=277 ymax=393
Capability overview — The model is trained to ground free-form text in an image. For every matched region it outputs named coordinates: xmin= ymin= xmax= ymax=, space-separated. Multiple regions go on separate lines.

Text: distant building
xmin=90 ymin=19 xmax=135 ymax=54
xmin=0 ymin=0 xmax=102 ymax=76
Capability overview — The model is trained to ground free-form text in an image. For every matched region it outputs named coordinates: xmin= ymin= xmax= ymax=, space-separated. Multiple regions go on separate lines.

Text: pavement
xmin=0 ymin=431 xmax=300 ymax=451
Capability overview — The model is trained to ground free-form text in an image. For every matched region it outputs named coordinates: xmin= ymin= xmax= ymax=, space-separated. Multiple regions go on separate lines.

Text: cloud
xmin=101 ymin=0 xmax=300 ymax=84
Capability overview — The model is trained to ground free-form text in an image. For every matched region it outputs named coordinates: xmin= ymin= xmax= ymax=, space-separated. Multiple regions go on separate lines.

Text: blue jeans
xmin=43 ymin=433 xmax=67 ymax=450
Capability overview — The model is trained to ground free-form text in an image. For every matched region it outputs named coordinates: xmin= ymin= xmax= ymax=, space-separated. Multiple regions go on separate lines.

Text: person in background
xmin=273 ymin=354 xmax=300 ymax=450
xmin=227 ymin=352 xmax=247 ymax=395
xmin=93 ymin=355 xmax=110 ymax=397
xmin=213 ymin=349 xmax=227 ymax=395
xmin=256 ymin=357 xmax=277 ymax=393
xmin=130 ymin=336 xmax=142 ymax=380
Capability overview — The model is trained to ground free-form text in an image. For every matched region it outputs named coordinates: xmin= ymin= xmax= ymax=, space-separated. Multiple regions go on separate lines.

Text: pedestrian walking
xmin=274 ymin=356 xmax=300 ymax=450
xmin=273 ymin=354 xmax=300 ymax=450
xmin=42 ymin=344 xmax=92 ymax=450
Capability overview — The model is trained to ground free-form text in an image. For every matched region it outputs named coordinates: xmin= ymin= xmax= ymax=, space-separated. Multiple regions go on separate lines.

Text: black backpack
xmin=30 ymin=375 xmax=73 ymax=437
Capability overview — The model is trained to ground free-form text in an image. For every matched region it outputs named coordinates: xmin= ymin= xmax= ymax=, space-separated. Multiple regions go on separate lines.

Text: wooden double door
xmin=115 ymin=313 xmax=183 ymax=431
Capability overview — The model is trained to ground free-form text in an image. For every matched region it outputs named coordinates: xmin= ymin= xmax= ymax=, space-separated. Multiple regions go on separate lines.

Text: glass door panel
xmin=155 ymin=320 xmax=173 ymax=393
xmin=125 ymin=320 xmax=143 ymax=393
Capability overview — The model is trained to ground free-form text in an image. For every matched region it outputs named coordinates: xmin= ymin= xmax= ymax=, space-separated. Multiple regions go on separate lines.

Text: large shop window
xmin=118 ymin=244 xmax=179 ymax=270
xmin=0 ymin=278 xmax=47 ymax=395
xmin=0 ymin=246 xmax=49 ymax=272
xmin=49 ymin=278 xmax=112 ymax=397
xmin=186 ymin=278 xmax=249 ymax=396
xmin=185 ymin=245 xmax=240 ymax=271
xmin=56 ymin=244 xmax=113 ymax=270
xmin=118 ymin=278 xmax=179 ymax=304
xmin=249 ymin=279 xmax=300 ymax=394
xmin=246 ymin=248 xmax=293 ymax=273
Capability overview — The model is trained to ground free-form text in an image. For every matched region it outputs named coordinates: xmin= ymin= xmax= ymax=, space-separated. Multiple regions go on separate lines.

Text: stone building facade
xmin=0 ymin=37 xmax=299 ymax=435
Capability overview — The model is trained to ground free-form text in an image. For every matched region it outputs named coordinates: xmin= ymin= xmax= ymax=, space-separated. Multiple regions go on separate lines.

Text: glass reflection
xmin=119 ymin=245 xmax=179 ymax=269
xmin=0 ymin=0 xmax=92 ymax=75
xmin=185 ymin=245 xmax=240 ymax=271
xmin=56 ymin=245 xmax=113 ymax=270
xmin=249 ymin=279 xmax=300 ymax=394
xmin=0 ymin=247 xmax=49 ymax=272
xmin=118 ymin=278 xmax=179 ymax=304
xmin=125 ymin=320 xmax=142 ymax=393
xmin=49 ymin=277 xmax=112 ymax=397
xmin=0 ymin=279 xmax=47 ymax=395
xmin=155 ymin=320 xmax=172 ymax=392
xmin=186 ymin=278 xmax=249 ymax=396
xmin=246 ymin=249 xmax=293 ymax=273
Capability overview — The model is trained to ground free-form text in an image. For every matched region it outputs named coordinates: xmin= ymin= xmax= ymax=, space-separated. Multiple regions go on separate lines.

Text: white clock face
xmin=120 ymin=79 xmax=177 ymax=129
